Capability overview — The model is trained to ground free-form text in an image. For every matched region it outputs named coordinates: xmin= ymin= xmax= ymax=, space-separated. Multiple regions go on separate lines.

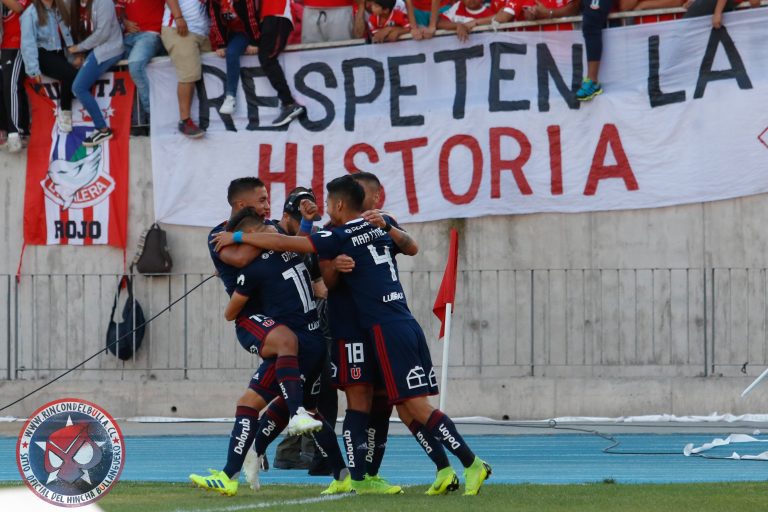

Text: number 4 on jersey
xmin=368 ymin=245 xmax=397 ymax=281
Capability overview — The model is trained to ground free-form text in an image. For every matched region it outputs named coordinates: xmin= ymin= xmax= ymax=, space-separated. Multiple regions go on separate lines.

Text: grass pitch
xmin=26 ymin=481 xmax=766 ymax=512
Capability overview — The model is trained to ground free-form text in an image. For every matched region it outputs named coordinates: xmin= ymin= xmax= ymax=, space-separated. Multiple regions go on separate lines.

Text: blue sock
xmin=408 ymin=419 xmax=450 ymax=471
xmin=366 ymin=394 xmax=392 ymax=476
xmin=223 ymin=406 xmax=260 ymax=478
xmin=342 ymin=409 xmax=369 ymax=481
xmin=253 ymin=399 xmax=289 ymax=456
xmin=426 ymin=410 xmax=476 ymax=468
xmin=310 ymin=412 xmax=348 ymax=481
xmin=275 ymin=355 xmax=303 ymax=416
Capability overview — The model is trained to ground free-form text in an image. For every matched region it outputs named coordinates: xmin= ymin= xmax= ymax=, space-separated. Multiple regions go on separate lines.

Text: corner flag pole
xmin=433 ymin=229 xmax=459 ymax=412
xmin=741 ymin=367 xmax=768 ymax=397
xmin=439 ymin=302 xmax=453 ymax=411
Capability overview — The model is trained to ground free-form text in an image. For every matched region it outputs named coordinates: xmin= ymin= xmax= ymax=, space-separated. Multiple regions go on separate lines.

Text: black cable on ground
xmin=0 ymin=274 xmax=216 ymax=414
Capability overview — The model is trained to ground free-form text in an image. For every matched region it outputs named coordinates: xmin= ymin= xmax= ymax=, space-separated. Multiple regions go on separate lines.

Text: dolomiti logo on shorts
xmin=16 ymin=398 xmax=125 ymax=507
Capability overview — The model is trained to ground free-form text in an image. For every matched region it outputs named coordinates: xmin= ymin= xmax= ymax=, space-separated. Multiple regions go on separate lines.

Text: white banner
xmin=148 ymin=9 xmax=768 ymax=227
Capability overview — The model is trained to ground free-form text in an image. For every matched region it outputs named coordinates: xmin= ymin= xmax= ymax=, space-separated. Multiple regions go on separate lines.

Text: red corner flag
xmin=433 ymin=228 xmax=459 ymax=339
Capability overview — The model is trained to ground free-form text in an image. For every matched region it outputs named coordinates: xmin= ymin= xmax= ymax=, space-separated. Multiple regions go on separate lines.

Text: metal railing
xmin=1 ymin=268 xmax=766 ymax=381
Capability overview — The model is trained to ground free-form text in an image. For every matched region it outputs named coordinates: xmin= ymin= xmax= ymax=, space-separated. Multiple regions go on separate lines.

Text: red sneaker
xmin=178 ymin=118 xmax=204 ymax=139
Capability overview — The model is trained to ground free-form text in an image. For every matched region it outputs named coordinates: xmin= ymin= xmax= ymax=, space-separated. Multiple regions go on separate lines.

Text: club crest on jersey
xmin=237 ymin=274 xmax=245 ymax=286
xmin=41 ymin=144 xmax=114 ymax=210
xmin=351 ymin=367 xmax=362 ymax=380
xmin=16 ymin=398 xmax=124 ymax=507
xmin=262 ymin=319 xmax=275 ymax=327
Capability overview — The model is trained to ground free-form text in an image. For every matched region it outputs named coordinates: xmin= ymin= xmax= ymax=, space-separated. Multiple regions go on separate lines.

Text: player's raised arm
xmin=218 ymin=244 xmax=261 ymax=268
xmin=224 ymin=291 xmax=250 ymax=321
xmin=362 ymin=210 xmax=418 ymax=256
xmin=213 ymin=231 xmax=316 ymax=254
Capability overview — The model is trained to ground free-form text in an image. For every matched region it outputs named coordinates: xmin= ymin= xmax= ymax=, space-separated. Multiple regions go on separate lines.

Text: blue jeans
xmin=72 ymin=52 xmax=122 ymax=129
xmin=225 ymin=31 xmax=249 ymax=97
xmin=123 ymin=31 xmax=162 ymax=111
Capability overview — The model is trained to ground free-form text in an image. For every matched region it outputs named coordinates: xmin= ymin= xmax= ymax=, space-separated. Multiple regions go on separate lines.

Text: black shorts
xmin=236 ymin=314 xmax=281 ymax=355
xmin=330 ymin=334 xmax=382 ymax=388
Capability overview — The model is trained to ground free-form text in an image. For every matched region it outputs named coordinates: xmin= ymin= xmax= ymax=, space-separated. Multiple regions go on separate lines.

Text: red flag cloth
xmin=23 ymin=71 xmax=133 ymax=248
xmin=432 ymin=228 xmax=459 ymax=339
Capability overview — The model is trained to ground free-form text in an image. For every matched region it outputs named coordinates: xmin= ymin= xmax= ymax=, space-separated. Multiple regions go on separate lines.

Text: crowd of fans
xmin=0 ymin=0 xmax=762 ymax=150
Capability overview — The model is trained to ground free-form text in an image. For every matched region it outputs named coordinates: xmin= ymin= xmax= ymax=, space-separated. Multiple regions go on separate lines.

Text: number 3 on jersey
xmin=282 ymin=262 xmax=316 ymax=313
xmin=368 ymin=245 xmax=397 ymax=281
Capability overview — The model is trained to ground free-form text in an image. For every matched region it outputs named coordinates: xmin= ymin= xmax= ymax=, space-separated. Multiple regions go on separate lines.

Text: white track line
xmin=173 ymin=493 xmax=352 ymax=512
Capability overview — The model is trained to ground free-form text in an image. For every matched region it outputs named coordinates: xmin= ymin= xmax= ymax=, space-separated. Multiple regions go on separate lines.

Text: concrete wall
xmin=3 ymin=138 xmax=768 ymax=419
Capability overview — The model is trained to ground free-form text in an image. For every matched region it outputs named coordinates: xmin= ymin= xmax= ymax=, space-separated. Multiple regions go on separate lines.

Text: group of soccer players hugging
xmin=191 ymin=172 xmax=491 ymax=497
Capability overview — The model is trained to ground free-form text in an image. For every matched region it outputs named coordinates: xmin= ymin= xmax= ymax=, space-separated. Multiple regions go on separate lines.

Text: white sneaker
xmin=286 ymin=407 xmax=322 ymax=436
xmin=242 ymin=448 xmax=268 ymax=490
xmin=219 ymin=95 xmax=236 ymax=115
xmin=58 ymin=110 xmax=72 ymax=133
xmin=7 ymin=133 xmax=22 ymax=153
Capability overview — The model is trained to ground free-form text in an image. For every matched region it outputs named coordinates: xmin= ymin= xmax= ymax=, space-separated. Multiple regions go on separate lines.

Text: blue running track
xmin=4 ymin=433 xmax=768 ymax=485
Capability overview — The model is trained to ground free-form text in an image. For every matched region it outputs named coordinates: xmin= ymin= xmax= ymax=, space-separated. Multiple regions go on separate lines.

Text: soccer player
xmin=330 ymin=172 xmax=458 ymax=495
xmin=212 ymin=176 xmax=492 ymax=496
xmin=195 ymin=207 xmax=350 ymax=496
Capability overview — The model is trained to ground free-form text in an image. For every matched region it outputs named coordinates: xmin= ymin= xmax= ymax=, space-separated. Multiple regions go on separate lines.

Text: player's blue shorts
xmin=248 ymin=327 xmax=326 ymax=408
xmin=370 ymin=319 xmax=438 ymax=405
xmin=236 ymin=314 xmax=282 ymax=355
xmin=330 ymin=334 xmax=382 ymax=388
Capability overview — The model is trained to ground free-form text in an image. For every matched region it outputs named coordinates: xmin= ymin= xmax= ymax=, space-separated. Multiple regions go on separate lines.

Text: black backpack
xmin=132 ymin=223 xmax=173 ymax=274
xmin=106 ymin=276 xmax=146 ymax=360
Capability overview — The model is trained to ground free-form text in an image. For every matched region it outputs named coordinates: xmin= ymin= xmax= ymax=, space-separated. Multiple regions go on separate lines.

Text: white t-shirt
xmin=163 ymin=0 xmax=210 ymax=37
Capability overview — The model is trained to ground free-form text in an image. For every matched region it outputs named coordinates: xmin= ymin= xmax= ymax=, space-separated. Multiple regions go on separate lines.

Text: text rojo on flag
xmin=148 ymin=10 xmax=768 ymax=228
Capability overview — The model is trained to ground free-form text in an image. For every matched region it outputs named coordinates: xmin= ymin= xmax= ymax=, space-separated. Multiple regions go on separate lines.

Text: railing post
xmin=530 ymin=270 xmax=535 ymax=377
xmin=183 ymin=274 xmax=189 ymax=380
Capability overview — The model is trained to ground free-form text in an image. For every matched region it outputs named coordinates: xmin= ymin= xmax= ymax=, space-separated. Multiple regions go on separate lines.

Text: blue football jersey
xmin=310 ymin=216 xmax=412 ymax=328
xmin=326 ymin=282 xmax=366 ymax=340
xmin=235 ymin=249 xmax=320 ymax=333
xmin=208 ymin=222 xmax=239 ymax=297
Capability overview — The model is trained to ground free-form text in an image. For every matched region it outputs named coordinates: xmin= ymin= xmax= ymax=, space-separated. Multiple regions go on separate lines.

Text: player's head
xmin=370 ymin=0 xmax=394 ymax=15
xmin=227 ymin=177 xmax=270 ymax=218
xmin=326 ymin=175 xmax=365 ymax=224
xmin=226 ymin=206 xmax=267 ymax=233
xmin=282 ymin=187 xmax=321 ymax=235
xmin=351 ymin=172 xmax=382 ymax=211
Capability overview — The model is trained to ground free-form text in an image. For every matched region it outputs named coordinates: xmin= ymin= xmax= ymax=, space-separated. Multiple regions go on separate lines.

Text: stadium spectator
xmin=209 ymin=0 xmax=259 ymax=116
xmin=404 ymin=0 xmax=448 ymax=39
xmin=683 ymin=0 xmax=760 ymax=27
xmin=115 ymin=0 xmax=164 ymax=125
xmin=352 ymin=0 xmax=371 ymax=38
xmin=576 ymin=0 xmax=611 ymax=102
xmin=20 ymin=0 xmax=77 ymax=133
xmin=259 ymin=0 xmax=305 ymax=126
xmin=619 ymin=0 xmax=682 ymax=10
xmin=517 ymin=0 xmax=579 ymax=29
xmin=161 ymin=0 xmax=211 ymax=138
xmin=301 ymin=0 xmax=353 ymax=43
xmin=68 ymin=0 xmax=124 ymax=146
xmin=436 ymin=0 xmax=514 ymax=41
xmin=1 ymin=0 xmax=31 ymax=153
xmin=367 ymin=0 xmax=410 ymax=43
xmin=288 ymin=0 xmax=302 ymax=44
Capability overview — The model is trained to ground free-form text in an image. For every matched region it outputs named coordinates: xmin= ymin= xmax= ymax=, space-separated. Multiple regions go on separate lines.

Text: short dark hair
xmin=372 ymin=0 xmax=395 ymax=10
xmin=351 ymin=172 xmax=381 ymax=190
xmin=227 ymin=177 xmax=265 ymax=205
xmin=227 ymin=207 xmax=264 ymax=232
xmin=326 ymin=175 xmax=364 ymax=212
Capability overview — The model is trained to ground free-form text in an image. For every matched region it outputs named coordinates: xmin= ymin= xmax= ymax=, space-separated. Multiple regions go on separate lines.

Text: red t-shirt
xmin=120 ymin=0 xmax=165 ymax=33
xmin=368 ymin=0 xmax=410 ymax=33
xmin=441 ymin=1 xmax=511 ymax=23
xmin=509 ymin=0 xmax=574 ymax=31
xmin=411 ymin=0 xmax=451 ymax=13
xmin=1 ymin=1 xmax=31 ymax=49
xmin=261 ymin=0 xmax=293 ymax=20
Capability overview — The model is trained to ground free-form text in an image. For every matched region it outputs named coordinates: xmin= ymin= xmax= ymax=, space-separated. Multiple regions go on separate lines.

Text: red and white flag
xmin=432 ymin=228 xmax=459 ymax=339
xmin=23 ymin=72 xmax=133 ymax=248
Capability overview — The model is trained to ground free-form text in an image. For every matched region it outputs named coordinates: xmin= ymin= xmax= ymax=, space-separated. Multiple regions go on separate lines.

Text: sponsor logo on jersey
xmin=16 ymin=398 xmax=125 ymax=507
xmin=406 ymin=366 xmax=428 ymax=389
xmin=383 ymin=291 xmax=405 ymax=303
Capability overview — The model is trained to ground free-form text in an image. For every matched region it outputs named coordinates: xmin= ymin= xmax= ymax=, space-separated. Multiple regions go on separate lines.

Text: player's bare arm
xmin=362 ymin=210 xmax=419 ymax=256
xmin=218 ymin=244 xmax=261 ymax=268
xmin=212 ymin=231 xmax=315 ymax=254
xmin=320 ymin=260 xmax=342 ymax=290
xmin=224 ymin=291 xmax=249 ymax=321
